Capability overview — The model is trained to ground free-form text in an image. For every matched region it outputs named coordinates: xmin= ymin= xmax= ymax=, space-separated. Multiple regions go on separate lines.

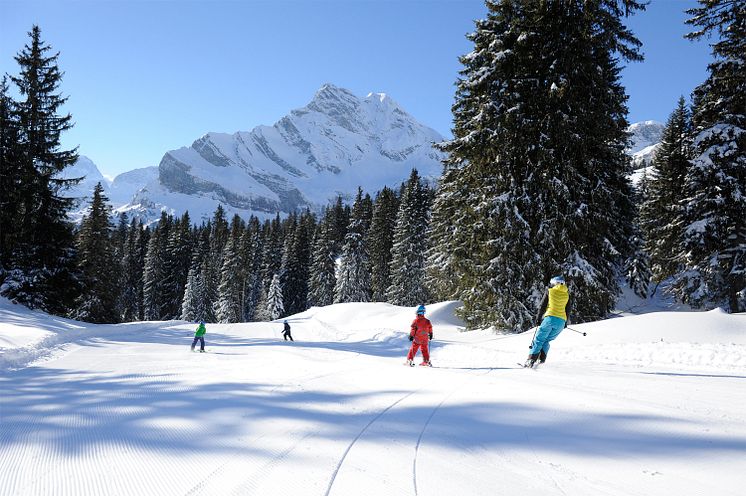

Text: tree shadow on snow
xmin=2 ymin=366 xmax=745 ymax=461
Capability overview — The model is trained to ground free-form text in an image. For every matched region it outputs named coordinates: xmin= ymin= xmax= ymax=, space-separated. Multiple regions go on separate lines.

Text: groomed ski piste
xmin=1 ymin=296 xmax=745 ymax=496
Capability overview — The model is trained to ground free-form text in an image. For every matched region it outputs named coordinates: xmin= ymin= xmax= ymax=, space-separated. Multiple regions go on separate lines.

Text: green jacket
xmin=195 ymin=323 xmax=206 ymax=337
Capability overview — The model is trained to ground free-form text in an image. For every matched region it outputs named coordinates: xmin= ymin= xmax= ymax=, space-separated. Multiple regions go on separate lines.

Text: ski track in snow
xmin=324 ymin=391 xmax=416 ymax=496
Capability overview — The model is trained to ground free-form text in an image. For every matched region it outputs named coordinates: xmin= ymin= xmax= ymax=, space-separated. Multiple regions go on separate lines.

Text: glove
xmin=408 ymin=335 xmax=414 ymax=342
xmin=428 ymin=332 xmax=433 ymax=340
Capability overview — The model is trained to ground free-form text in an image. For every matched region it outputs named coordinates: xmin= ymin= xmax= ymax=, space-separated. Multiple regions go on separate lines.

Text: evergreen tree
xmin=256 ymin=215 xmax=285 ymax=318
xmin=238 ymin=216 xmax=264 ymax=321
xmin=142 ymin=212 xmax=171 ymax=320
xmin=387 ymin=170 xmax=431 ymax=306
xmin=429 ymin=0 xmax=643 ymax=330
xmin=0 ymin=76 xmax=24 ymax=271
xmin=266 ymin=273 xmax=284 ymax=321
xmin=640 ymin=97 xmax=693 ymax=285
xmin=335 ymin=188 xmax=372 ymax=303
xmin=193 ymin=206 xmax=229 ymax=322
xmin=328 ymin=195 xmax=350 ymax=255
xmin=624 ymin=227 xmax=652 ymax=299
xmin=215 ymin=232 xmax=244 ymax=323
xmin=181 ymin=225 xmax=211 ymax=322
xmin=162 ymin=212 xmax=192 ymax=318
xmin=110 ymin=213 xmax=128 ymax=317
xmin=308 ymin=208 xmax=338 ymax=307
xmin=71 ymin=183 xmax=118 ymax=323
xmin=672 ymin=0 xmax=746 ymax=312
xmin=367 ymin=187 xmax=399 ymax=301
xmin=120 ymin=218 xmax=146 ymax=321
xmin=281 ymin=210 xmax=314 ymax=315
xmin=1 ymin=26 xmax=80 ymax=313
xmin=425 ymin=166 xmax=472 ymax=302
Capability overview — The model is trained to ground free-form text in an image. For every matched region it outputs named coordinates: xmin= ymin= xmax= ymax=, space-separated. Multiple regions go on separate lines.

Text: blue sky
xmin=1 ymin=0 xmax=712 ymax=178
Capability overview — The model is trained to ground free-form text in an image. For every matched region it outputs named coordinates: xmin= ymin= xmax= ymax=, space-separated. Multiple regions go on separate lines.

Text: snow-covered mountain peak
xmin=627 ymin=120 xmax=665 ymax=155
xmin=114 ymin=84 xmax=445 ymax=224
xmin=367 ymin=91 xmax=389 ymax=103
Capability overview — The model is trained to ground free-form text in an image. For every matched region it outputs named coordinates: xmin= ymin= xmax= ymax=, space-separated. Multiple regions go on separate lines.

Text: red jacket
xmin=410 ymin=315 xmax=433 ymax=345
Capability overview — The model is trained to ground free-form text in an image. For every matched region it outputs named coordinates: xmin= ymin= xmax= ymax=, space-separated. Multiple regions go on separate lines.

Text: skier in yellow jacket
xmin=525 ymin=275 xmax=570 ymax=368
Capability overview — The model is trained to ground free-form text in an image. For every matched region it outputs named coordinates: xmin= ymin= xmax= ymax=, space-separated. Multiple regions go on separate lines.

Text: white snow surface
xmin=1 ymin=297 xmax=745 ymax=496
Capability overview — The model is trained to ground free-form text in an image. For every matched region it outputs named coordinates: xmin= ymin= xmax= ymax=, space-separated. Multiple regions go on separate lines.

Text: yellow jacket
xmin=537 ymin=284 xmax=570 ymax=322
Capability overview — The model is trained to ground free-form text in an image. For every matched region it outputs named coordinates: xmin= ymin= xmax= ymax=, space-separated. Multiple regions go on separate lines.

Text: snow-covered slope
xmin=108 ymin=166 xmax=158 ymax=205
xmin=58 ymin=156 xmax=157 ymax=222
xmin=120 ymin=84 xmax=445 ymax=224
xmin=2 ymin=298 xmax=745 ymax=496
xmin=56 ymin=155 xmax=110 ymax=202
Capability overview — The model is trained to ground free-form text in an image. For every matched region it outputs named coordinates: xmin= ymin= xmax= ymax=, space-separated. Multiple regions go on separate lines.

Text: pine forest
xmin=1 ymin=1 xmax=744 ymax=330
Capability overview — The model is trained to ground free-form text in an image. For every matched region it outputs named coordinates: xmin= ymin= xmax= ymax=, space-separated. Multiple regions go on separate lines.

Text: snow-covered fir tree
xmin=281 ymin=210 xmax=314 ymax=315
xmin=161 ymin=212 xmax=192 ymax=319
xmin=110 ymin=213 xmax=129 ymax=316
xmin=142 ymin=212 xmax=170 ymax=320
xmin=328 ymin=195 xmax=350 ymax=255
xmin=367 ymin=187 xmax=399 ymax=301
xmin=238 ymin=216 xmax=264 ymax=321
xmin=624 ymin=227 xmax=652 ymax=299
xmin=640 ymin=97 xmax=693 ymax=286
xmin=671 ymin=0 xmax=746 ymax=312
xmin=308 ymin=208 xmax=338 ymax=307
xmin=200 ymin=206 xmax=229 ymax=321
xmin=71 ymin=183 xmax=119 ymax=323
xmin=335 ymin=188 xmax=372 ymax=303
xmin=181 ymin=226 xmax=211 ymax=322
xmin=429 ymin=0 xmax=644 ymax=330
xmin=215 ymin=230 xmax=244 ymax=323
xmin=0 ymin=76 xmax=23 ymax=270
xmin=386 ymin=170 xmax=431 ymax=306
xmin=120 ymin=218 xmax=147 ymax=322
xmin=266 ymin=273 xmax=284 ymax=320
xmin=425 ymin=166 xmax=472 ymax=303
xmin=0 ymin=26 xmax=80 ymax=314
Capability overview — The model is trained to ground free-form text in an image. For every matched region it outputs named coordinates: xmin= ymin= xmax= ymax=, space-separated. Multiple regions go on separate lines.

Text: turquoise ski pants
xmin=530 ymin=315 xmax=566 ymax=356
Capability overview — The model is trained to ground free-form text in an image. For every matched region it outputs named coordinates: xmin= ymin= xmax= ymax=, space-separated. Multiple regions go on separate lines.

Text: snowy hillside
xmin=2 ymin=298 xmax=745 ymax=495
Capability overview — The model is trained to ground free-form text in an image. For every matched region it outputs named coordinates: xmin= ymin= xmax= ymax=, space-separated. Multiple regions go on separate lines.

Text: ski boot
xmin=405 ymin=359 xmax=414 ymax=367
xmin=419 ymin=361 xmax=432 ymax=367
xmin=523 ymin=353 xmax=540 ymax=368
xmin=199 ymin=349 xmax=206 ymax=353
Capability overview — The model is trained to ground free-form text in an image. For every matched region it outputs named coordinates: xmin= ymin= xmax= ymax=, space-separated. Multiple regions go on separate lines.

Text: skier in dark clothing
xmin=282 ymin=320 xmax=293 ymax=341
xmin=191 ymin=321 xmax=207 ymax=352
xmin=525 ymin=276 xmax=570 ymax=368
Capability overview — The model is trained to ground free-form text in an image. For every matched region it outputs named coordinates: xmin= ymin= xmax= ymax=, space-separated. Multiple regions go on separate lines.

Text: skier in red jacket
xmin=406 ymin=305 xmax=433 ymax=367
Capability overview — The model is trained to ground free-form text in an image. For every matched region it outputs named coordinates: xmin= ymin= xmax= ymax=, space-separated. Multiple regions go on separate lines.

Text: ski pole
xmin=565 ymin=326 xmax=586 ymax=336
xmin=528 ymin=325 xmax=539 ymax=349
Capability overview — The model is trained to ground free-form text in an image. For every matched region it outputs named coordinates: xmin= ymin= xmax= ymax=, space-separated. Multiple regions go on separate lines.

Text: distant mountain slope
xmin=118 ymin=83 xmax=446 ymax=223
xmin=61 ymin=96 xmax=665 ymax=222
xmin=628 ymin=120 xmax=665 ymax=170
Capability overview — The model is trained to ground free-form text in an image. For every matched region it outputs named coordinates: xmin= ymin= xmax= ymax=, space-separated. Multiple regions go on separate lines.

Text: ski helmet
xmin=416 ymin=305 xmax=426 ymax=315
xmin=549 ymin=275 xmax=565 ymax=286
xmin=199 ymin=320 xmax=205 ymax=325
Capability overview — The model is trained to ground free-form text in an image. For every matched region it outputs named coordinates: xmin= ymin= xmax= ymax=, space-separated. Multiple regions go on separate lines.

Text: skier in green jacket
xmin=191 ymin=321 xmax=207 ymax=352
